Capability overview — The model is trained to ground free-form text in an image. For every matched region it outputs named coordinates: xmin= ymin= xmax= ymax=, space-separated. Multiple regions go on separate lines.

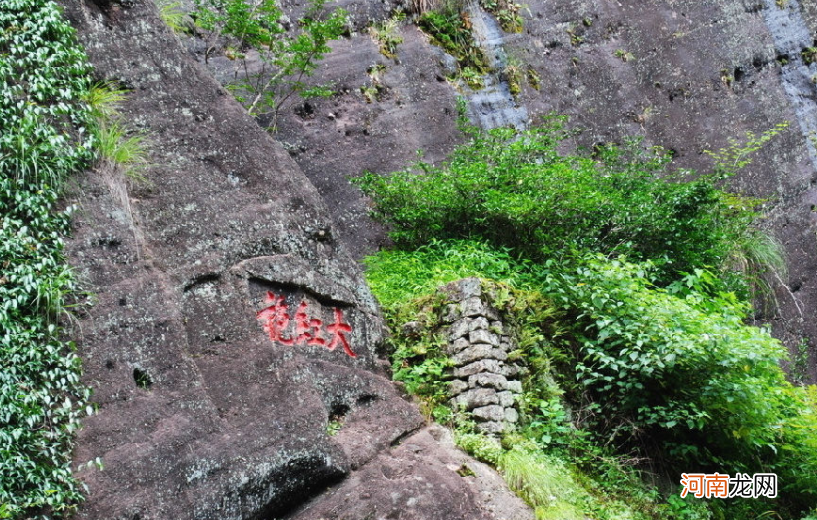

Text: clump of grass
xmin=83 ymin=80 xmax=126 ymax=120
xmin=156 ymin=0 xmax=190 ymax=34
xmin=369 ymin=15 xmax=404 ymax=59
xmin=93 ymin=120 xmax=150 ymax=180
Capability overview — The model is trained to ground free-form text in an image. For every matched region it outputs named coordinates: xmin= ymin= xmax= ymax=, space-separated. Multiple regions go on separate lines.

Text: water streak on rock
xmin=464 ymin=3 xmax=529 ymax=130
xmin=761 ymin=0 xmax=817 ymax=170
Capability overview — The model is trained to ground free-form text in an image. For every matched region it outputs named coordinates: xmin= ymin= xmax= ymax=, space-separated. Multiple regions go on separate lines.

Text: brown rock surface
xmin=59 ymin=1 xmax=528 ymax=518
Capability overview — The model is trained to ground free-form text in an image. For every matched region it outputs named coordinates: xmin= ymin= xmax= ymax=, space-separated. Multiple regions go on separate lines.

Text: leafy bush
xmin=1 ymin=0 xmax=95 ymax=516
xmin=544 ymin=257 xmax=805 ymax=470
xmin=354 ymin=117 xmax=778 ymax=288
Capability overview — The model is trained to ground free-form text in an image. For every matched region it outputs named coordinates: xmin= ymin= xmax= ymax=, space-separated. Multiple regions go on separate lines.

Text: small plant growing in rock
xmin=802 ymin=46 xmax=817 ymax=65
xmin=479 ymin=0 xmax=523 ymax=33
xmin=526 ymin=65 xmax=540 ymax=90
xmin=369 ymin=14 xmax=404 ymax=59
xmin=156 ymin=0 xmax=193 ymax=34
xmin=418 ymin=4 xmax=488 ymax=74
xmin=460 ymin=66 xmax=484 ymax=89
xmin=193 ymin=0 xmax=347 ymax=129
xmin=503 ymin=55 xmax=525 ymax=96
xmin=613 ymin=48 xmax=635 ymax=62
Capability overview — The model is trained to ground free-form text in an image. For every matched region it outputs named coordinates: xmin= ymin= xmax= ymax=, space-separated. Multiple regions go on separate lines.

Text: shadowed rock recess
xmin=59 ymin=1 xmax=530 ymax=518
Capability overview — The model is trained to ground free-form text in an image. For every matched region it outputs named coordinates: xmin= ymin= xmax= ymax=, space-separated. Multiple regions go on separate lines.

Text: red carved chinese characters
xmin=256 ymin=293 xmax=356 ymax=358
xmin=256 ymin=292 xmax=294 ymax=346
xmin=326 ymin=308 xmax=355 ymax=358
xmin=294 ymin=301 xmax=326 ymax=346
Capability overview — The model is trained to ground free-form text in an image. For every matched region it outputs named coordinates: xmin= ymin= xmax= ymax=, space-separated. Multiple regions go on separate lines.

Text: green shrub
xmin=360 ymin=119 xmax=816 ymax=518
xmin=354 ymin=117 xmax=776 ymax=288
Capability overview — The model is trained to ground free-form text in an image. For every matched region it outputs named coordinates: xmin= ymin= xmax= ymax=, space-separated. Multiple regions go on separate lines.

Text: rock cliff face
xmin=60 ymin=1 xmax=530 ymax=518
xmin=61 ymin=0 xmax=817 ymax=516
xmin=264 ymin=0 xmax=817 ymax=381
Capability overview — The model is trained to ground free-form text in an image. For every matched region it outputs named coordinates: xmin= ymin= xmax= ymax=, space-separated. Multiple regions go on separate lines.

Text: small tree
xmin=194 ymin=0 xmax=347 ymax=128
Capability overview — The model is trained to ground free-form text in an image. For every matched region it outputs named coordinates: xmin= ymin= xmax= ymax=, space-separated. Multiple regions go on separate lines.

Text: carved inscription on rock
xmin=256 ymin=291 xmax=356 ymax=358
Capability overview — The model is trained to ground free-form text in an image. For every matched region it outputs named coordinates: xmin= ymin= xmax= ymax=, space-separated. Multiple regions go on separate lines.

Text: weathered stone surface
xmin=473 ymin=405 xmax=506 ymax=422
xmin=448 ymin=319 xmax=471 ymax=340
xmin=462 ymin=296 xmax=486 ymax=317
xmin=453 ymin=345 xmax=509 ymax=366
xmin=504 ymin=408 xmax=519 ymax=424
xmin=443 ymin=303 xmax=461 ymax=323
xmin=469 ymin=317 xmax=490 ymax=332
xmin=498 ymin=363 xmax=520 ymax=378
xmin=469 ymin=373 xmax=509 ymax=390
xmin=505 ymin=380 xmax=524 ymax=394
xmin=450 ymin=337 xmax=471 ymax=354
xmin=459 ymin=277 xmax=484 ymax=299
xmin=288 ymin=425 xmax=534 ymax=520
xmin=476 ymin=421 xmax=506 ymax=435
xmin=449 ymin=380 xmax=470 ymax=396
xmin=470 ymin=329 xmax=500 ymax=346
xmin=452 ymin=388 xmax=500 ymax=409
xmin=497 ymin=391 xmax=516 ymax=408
xmin=454 ymin=359 xmax=504 ymax=378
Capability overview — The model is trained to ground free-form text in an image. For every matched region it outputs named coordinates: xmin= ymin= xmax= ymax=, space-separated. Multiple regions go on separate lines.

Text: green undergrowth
xmin=360 ymin=118 xmax=817 ymax=519
xmin=1 ymin=0 xmax=113 ymax=517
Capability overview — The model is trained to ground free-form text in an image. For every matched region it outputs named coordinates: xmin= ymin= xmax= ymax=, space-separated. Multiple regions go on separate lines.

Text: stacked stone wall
xmin=439 ymin=278 xmax=526 ymax=435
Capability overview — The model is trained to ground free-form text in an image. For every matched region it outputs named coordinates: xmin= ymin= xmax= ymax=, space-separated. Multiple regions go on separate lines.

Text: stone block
xmin=469 ymin=329 xmax=499 ymax=346
xmin=468 ymin=373 xmax=508 ymax=390
xmin=459 ymin=277 xmax=482 ymax=299
xmin=497 ymin=364 xmax=518 ymax=377
xmin=452 ymin=345 xmax=508 ymax=366
xmin=505 ymin=380 xmax=523 ymax=393
xmin=489 ymin=321 xmax=504 ymax=334
xmin=447 ymin=319 xmax=470 ymax=340
xmin=448 ymin=380 xmax=469 ymax=396
xmin=453 ymin=359 xmax=502 ymax=378
xmin=451 ymin=388 xmax=498 ymax=409
xmin=461 ymin=297 xmax=485 ymax=317
xmin=485 ymin=306 xmax=500 ymax=320
xmin=504 ymin=408 xmax=519 ymax=423
xmin=472 ymin=405 xmax=505 ymax=422
xmin=476 ymin=421 xmax=505 ymax=435
xmin=468 ymin=317 xmax=489 ymax=332
xmin=496 ymin=391 xmax=515 ymax=407
xmin=448 ymin=337 xmax=470 ymax=355
xmin=442 ymin=304 xmax=460 ymax=323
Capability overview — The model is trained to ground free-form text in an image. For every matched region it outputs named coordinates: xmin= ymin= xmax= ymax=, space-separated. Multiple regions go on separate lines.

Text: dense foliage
xmin=360 ymin=120 xmax=817 ymax=519
xmin=0 ymin=0 xmax=94 ymax=517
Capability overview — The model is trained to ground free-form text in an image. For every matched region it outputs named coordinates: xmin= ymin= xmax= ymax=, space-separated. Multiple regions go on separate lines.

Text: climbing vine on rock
xmin=0 ymin=0 xmax=96 ymax=517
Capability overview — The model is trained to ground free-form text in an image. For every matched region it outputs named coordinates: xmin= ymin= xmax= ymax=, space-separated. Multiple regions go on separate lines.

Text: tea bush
xmin=354 ymin=116 xmax=775 ymax=289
